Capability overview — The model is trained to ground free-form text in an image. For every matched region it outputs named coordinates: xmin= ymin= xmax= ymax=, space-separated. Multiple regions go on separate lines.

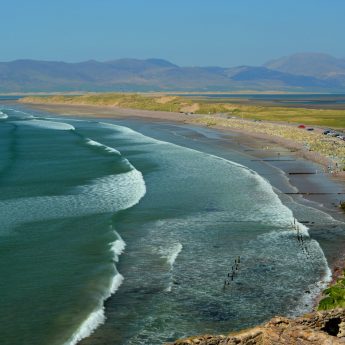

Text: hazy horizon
xmin=1 ymin=0 xmax=345 ymax=67
xmin=1 ymin=51 xmax=344 ymax=68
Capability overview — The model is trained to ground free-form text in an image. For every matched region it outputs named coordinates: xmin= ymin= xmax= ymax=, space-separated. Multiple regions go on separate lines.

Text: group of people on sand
xmin=223 ymin=256 xmax=241 ymax=289
xmin=293 ymin=218 xmax=311 ymax=259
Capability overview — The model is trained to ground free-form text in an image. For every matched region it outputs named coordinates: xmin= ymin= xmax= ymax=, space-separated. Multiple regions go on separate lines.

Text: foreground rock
xmin=165 ymin=309 xmax=345 ymax=345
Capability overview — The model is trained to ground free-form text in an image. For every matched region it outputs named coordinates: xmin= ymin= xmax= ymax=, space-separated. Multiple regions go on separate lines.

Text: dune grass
xmin=20 ymin=94 xmax=185 ymax=112
xmin=20 ymin=93 xmax=345 ymax=128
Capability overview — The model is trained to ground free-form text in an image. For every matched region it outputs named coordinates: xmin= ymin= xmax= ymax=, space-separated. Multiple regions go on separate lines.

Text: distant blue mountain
xmin=0 ymin=54 xmax=344 ymax=92
xmin=264 ymin=53 xmax=345 ymax=78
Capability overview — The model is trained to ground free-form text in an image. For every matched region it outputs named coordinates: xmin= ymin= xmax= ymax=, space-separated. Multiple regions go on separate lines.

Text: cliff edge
xmin=165 ymin=309 xmax=345 ymax=345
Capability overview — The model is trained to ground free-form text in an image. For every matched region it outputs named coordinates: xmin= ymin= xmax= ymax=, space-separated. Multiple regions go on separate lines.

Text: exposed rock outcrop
xmin=165 ymin=309 xmax=345 ymax=345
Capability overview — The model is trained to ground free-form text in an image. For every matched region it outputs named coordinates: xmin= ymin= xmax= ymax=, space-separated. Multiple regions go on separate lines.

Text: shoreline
xmin=18 ymin=102 xmax=345 ymax=315
xmin=20 ymin=101 xmax=345 ymax=183
xmin=20 ymin=101 xmax=345 ymax=209
xmin=18 ymin=101 xmax=345 ymax=176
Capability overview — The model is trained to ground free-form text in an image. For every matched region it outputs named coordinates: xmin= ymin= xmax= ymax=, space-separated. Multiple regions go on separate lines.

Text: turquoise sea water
xmin=0 ymin=104 xmax=343 ymax=345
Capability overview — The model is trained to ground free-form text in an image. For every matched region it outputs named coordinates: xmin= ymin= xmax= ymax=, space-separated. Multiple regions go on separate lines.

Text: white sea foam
xmin=99 ymin=121 xmax=332 ymax=228
xmin=63 ymin=307 xmax=106 ymax=345
xmin=86 ymin=138 xmax=121 ymax=155
xmin=99 ymin=122 xmax=168 ymax=146
xmin=4 ymin=108 xmax=34 ymax=119
xmin=109 ymin=272 xmax=124 ymax=295
xmin=253 ymin=225 xmax=333 ymax=317
xmin=292 ymin=236 xmax=333 ymax=316
xmin=61 ymin=140 xmax=143 ymax=345
xmin=158 ymin=242 xmax=183 ymax=268
xmin=69 ymin=230 xmax=126 ymax=344
xmin=0 ymin=166 xmax=146 ymax=236
xmin=98 ymin=122 xmax=292 ymax=223
xmin=74 ymin=169 xmax=146 ymax=211
xmin=0 ymin=140 xmax=143 ymax=343
xmin=97 ymin=122 xmax=295 ymax=225
xmin=63 ymin=234 xmax=126 ymax=345
xmin=11 ymin=119 xmax=75 ymax=130
xmin=166 ymin=243 xmax=183 ymax=267
xmin=289 ymin=261 xmax=332 ymax=317
xmin=98 ymin=122 xmax=333 ymax=299
xmin=158 ymin=243 xmax=183 ymax=292
xmin=0 ymin=111 xmax=8 ymax=119
xmin=64 ymin=261 xmax=125 ymax=344
xmin=110 ymin=231 xmax=126 ymax=262
xmin=0 ymin=130 xmax=145 ymax=343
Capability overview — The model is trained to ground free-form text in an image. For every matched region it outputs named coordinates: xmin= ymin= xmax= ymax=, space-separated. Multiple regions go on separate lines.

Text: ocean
xmin=0 ymin=101 xmax=343 ymax=345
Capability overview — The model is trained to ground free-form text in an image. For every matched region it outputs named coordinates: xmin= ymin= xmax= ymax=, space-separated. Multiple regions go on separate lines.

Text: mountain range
xmin=1 ymin=53 xmax=345 ymax=92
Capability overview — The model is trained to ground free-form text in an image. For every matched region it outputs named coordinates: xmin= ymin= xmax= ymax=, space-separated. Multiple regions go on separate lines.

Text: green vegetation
xmin=197 ymin=99 xmax=345 ymax=128
xmin=318 ymin=272 xmax=345 ymax=310
xmin=20 ymin=94 xmax=185 ymax=112
xmin=20 ymin=93 xmax=345 ymax=128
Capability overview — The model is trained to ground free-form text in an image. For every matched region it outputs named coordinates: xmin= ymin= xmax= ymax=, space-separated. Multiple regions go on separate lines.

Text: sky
xmin=1 ymin=0 xmax=345 ymax=67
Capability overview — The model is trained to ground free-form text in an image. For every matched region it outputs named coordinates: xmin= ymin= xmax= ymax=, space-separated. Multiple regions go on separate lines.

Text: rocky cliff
xmin=165 ymin=309 xmax=345 ymax=345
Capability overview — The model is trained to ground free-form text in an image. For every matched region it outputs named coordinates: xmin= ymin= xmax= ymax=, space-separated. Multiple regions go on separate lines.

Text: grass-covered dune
xmin=20 ymin=93 xmax=345 ymax=128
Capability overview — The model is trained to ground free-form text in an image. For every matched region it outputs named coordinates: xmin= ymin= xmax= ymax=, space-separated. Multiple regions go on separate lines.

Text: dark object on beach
xmin=307 ymin=128 xmax=314 ymax=131
xmin=340 ymin=201 xmax=345 ymax=212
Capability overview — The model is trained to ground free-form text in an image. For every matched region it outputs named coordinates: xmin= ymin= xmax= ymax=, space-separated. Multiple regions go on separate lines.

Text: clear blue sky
xmin=1 ymin=0 xmax=344 ymax=66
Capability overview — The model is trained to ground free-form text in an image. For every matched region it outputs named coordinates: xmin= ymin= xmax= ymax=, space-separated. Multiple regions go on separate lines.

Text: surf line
xmin=61 ymin=134 xmax=146 ymax=345
xmin=163 ymin=243 xmax=183 ymax=292
xmin=91 ymin=121 xmax=333 ymax=320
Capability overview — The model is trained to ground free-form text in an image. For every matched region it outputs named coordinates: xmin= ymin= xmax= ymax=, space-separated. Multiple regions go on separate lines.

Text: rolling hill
xmin=1 ymin=53 xmax=344 ymax=92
